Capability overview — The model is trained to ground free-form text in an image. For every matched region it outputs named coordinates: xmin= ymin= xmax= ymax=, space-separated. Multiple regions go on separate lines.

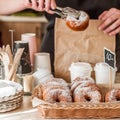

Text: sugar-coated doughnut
xmin=105 ymin=88 xmax=120 ymax=102
xmin=32 ymin=85 xmax=42 ymax=99
xmin=71 ymin=76 xmax=102 ymax=103
xmin=66 ymin=11 xmax=89 ymax=31
xmin=43 ymin=87 xmax=72 ymax=103
xmin=73 ymin=84 xmax=102 ymax=103
xmin=32 ymin=78 xmax=72 ymax=103
xmin=71 ymin=76 xmax=95 ymax=92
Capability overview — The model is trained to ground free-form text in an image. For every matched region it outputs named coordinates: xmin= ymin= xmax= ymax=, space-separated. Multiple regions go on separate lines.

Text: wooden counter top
xmin=0 ymin=96 xmax=41 ymax=120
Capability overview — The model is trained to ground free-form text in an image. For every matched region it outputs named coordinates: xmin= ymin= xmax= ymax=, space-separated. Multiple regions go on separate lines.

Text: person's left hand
xmin=98 ymin=8 xmax=120 ymax=36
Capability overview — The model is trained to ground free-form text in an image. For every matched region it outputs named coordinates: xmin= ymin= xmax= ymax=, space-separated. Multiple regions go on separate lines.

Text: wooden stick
xmin=6 ymin=48 xmax=24 ymax=81
xmin=5 ymin=44 xmax=13 ymax=64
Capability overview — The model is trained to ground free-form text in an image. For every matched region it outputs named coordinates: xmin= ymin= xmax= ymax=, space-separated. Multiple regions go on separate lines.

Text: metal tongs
xmin=51 ymin=6 xmax=80 ymax=19
xmin=29 ymin=0 xmax=80 ymax=19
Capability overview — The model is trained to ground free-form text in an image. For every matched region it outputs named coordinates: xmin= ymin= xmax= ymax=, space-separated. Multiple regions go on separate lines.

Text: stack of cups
xmin=13 ymin=41 xmax=31 ymax=74
xmin=69 ymin=62 xmax=92 ymax=82
xmin=94 ymin=62 xmax=116 ymax=84
xmin=21 ymin=33 xmax=37 ymax=66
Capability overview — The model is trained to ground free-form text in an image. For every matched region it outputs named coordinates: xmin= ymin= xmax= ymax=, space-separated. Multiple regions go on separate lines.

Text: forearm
xmin=0 ymin=0 xmax=29 ymax=15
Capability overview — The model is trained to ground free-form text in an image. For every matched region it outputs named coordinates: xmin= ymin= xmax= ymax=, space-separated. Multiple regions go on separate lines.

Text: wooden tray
xmin=32 ymin=83 xmax=120 ymax=119
xmin=38 ymin=101 xmax=120 ymax=119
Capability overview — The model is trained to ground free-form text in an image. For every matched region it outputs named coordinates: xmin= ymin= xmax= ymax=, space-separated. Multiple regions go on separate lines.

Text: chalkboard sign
xmin=104 ymin=48 xmax=115 ymax=69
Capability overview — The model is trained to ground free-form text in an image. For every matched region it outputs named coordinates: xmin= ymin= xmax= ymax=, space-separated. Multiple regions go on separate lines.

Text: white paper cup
xmin=69 ymin=62 xmax=92 ymax=82
xmin=33 ymin=52 xmax=51 ymax=72
xmin=94 ymin=62 xmax=116 ymax=84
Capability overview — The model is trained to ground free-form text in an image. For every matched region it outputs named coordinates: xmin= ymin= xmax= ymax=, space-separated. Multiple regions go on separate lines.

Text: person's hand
xmin=25 ymin=0 xmax=56 ymax=13
xmin=98 ymin=8 xmax=120 ymax=36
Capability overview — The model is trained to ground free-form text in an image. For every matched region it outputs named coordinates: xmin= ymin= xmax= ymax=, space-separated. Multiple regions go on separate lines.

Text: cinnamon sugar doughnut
xmin=66 ymin=11 xmax=89 ymax=31
xmin=105 ymin=88 xmax=120 ymax=102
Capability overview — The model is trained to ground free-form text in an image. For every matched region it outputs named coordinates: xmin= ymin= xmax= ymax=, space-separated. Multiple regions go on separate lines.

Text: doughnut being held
xmin=66 ymin=11 xmax=89 ymax=31
xmin=105 ymin=88 xmax=120 ymax=102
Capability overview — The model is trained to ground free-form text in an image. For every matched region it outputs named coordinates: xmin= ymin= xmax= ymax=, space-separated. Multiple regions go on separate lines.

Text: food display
xmin=33 ymin=76 xmax=119 ymax=103
xmin=66 ymin=11 xmax=89 ymax=31
xmin=32 ymin=60 xmax=120 ymax=119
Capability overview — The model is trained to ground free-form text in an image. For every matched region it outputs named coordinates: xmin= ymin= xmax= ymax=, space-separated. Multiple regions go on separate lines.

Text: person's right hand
xmin=25 ymin=0 xmax=56 ymax=13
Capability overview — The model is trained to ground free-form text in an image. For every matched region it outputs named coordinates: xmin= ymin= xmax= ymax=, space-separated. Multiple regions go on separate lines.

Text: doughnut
xmin=66 ymin=11 xmax=89 ymax=31
xmin=43 ymin=87 xmax=72 ymax=103
xmin=42 ymin=78 xmax=69 ymax=88
xmin=71 ymin=76 xmax=95 ymax=92
xmin=105 ymin=88 xmax=120 ymax=102
xmin=71 ymin=76 xmax=102 ymax=103
xmin=42 ymin=78 xmax=72 ymax=103
xmin=73 ymin=84 xmax=102 ymax=103
xmin=32 ymin=84 xmax=43 ymax=99
xmin=32 ymin=77 xmax=72 ymax=103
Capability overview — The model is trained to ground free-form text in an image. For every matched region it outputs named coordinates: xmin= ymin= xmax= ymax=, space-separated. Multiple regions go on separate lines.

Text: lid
xmin=69 ymin=62 xmax=92 ymax=71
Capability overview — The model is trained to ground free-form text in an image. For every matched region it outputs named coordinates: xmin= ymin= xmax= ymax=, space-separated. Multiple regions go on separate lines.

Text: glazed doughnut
xmin=105 ymin=88 xmax=120 ymax=102
xmin=66 ymin=11 xmax=89 ymax=31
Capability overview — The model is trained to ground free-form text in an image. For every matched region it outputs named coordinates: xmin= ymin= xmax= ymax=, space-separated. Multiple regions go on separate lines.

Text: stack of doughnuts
xmin=71 ymin=76 xmax=102 ymax=103
xmin=32 ymin=78 xmax=72 ymax=103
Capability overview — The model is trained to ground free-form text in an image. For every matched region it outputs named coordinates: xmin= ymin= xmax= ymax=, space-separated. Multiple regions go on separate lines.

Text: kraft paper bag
xmin=54 ymin=18 xmax=115 ymax=82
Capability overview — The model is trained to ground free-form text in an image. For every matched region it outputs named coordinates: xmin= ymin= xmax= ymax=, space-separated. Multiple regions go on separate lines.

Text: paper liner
xmin=32 ymin=97 xmax=120 ymax=119
xmin=0 ymin=91 xmax=24 ymax=103
xmin=0 ymin=101 xmax=22 ymax=113
xmin=0 ymin=96 xmax=23 ymax=108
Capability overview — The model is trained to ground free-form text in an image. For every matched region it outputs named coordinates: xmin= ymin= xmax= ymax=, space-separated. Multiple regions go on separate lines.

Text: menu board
xmin=104 ymin=48 xmax=115 ymax=69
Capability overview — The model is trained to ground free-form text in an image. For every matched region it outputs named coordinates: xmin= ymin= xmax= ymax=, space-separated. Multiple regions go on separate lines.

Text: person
xmin=1 ymin=0 xmax=120 ymax=72
xmin=0 ymin=0 xmax=45 ymax=15
xmin=28 ymin=0 xmax=120 ymax=73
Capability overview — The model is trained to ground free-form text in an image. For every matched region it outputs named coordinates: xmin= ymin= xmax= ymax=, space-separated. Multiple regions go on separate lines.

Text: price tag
xmin=104 ymin=48 xmax=115 ymax=69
